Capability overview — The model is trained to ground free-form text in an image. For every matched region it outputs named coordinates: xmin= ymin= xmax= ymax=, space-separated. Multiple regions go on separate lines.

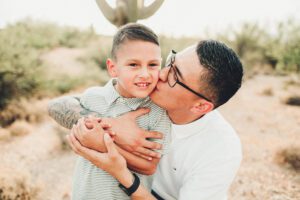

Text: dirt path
xmin=0 ymin=122 xmax=76 ymax=200
xmin=221 ymin=75 xmax=300 ymax=199
xmin=41 ymin=47 xmax=87 ymax=77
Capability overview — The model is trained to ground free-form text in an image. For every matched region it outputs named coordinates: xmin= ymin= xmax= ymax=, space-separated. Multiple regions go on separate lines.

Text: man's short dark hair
xmin=196 ymin=40 xmax=243 ymax=107
xmin=111 ymin=23 xmax=159 ymax=60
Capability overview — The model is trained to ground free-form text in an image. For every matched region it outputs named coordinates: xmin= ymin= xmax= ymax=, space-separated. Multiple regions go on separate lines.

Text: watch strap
xmin=119 ymin=173 xmax=140 ymax=196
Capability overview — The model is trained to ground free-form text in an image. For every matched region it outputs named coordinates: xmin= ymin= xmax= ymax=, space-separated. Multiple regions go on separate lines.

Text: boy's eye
xmin=149 ymin=63 xmax=159 ymax=67
xmin=129 ymin=63 xmax=138 ymax=67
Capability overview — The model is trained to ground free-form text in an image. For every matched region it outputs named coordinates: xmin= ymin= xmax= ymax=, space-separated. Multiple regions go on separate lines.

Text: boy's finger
xmin=100 ymin=123 xmax=112 ymax=129
xmin=87 ymin=116 xmax=102 ymax=123
xmin=96 ymin=117 xmax=102 ymax=123
xmin=85 ymin=121 xmax=94 ymax=129
xmin=79 ymin=119 xmax=89 ymax=132
xmin=106 ymin=129 xmax=116 ymax=136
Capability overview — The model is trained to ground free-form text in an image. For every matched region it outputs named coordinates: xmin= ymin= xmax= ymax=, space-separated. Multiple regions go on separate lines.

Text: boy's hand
xmin=101 ymin=108 xmax=164 ymax=160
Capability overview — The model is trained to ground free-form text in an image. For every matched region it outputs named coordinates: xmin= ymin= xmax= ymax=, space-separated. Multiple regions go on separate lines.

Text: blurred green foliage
xmin=0 ymin=19 xmax=97 ymax=109
xmin=1 ymin=18 xmax=300 ymax=111
xmin=218 ymin=19 xmax=300 ymax=73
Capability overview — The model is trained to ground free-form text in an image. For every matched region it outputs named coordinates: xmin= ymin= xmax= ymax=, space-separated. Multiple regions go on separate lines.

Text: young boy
xmin=70 ymin=23 xmax=171 ymax=200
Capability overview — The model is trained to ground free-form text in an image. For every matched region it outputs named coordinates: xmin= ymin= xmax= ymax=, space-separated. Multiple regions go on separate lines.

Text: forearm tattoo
xmin=47 ymin=96 xmax=97 ymax=129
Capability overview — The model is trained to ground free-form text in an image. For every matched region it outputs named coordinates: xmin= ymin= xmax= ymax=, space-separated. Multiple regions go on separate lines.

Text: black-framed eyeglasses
xmin=165 ymin=50 xmax=212 ymax=103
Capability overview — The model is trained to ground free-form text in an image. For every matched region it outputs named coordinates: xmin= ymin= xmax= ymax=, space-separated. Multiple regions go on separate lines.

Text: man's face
xmin=109 ymin=40 xmax=161 ymax=98
xmin=150 ymin=45 xmax=205 ymax=111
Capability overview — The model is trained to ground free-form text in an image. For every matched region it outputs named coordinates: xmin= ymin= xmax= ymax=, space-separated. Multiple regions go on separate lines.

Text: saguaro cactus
xmin=95 ymin=0 xmax=164 ymax=27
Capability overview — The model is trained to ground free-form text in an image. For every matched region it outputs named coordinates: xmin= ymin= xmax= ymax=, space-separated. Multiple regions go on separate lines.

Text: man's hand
xmin=102 ymin=108 xmax=164 ymax=160
xmin=71 ymin=117 xmax=113 ymax=152
xmin=67 ymin=132 xmax=128 ymax=179
xmin=67 ymin=132 xmax=157 ymax=200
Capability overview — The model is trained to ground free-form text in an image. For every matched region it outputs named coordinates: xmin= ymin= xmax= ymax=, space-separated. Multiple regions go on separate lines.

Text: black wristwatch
xmin=119 ymin=173 xmax=140 ymax=196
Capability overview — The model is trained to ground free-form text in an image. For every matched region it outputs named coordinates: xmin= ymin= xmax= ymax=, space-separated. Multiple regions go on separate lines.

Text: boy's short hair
xmin=111 ymin=23 xmax=159 ymax=60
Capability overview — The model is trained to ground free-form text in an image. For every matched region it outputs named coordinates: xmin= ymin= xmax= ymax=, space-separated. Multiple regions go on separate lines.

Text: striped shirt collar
xmin=102 ymin=79 xmax=150 ymax=110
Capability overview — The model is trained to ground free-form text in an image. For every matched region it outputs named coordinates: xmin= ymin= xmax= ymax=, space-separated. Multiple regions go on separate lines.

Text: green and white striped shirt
xmin=72 ymin=79 xmax=171 ymax=200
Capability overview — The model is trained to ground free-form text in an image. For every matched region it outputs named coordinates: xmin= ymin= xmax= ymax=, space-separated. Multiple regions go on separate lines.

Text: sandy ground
xmin=1 ymin=47 xmax=299 ymax=199
xmin=221 ymin=75 xmax=300 ymax=200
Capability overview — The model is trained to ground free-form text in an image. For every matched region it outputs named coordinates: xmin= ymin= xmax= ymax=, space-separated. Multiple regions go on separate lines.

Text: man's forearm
xmin=115 ymin=169 xmax=156 ymax=200
xmin=48 ymin=95 xmax=97 ymax=129
xmin=48 ymin=96 xmax=158 ymax=174
xmin=82 ymin=132 xmax=159 ymax=175
xmin=116 ymin=146 xmax=159 ymax=175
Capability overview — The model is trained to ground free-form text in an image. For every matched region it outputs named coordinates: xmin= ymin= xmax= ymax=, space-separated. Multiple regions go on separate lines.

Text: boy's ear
xmin=106 ymin=58 xmax=118 ymax=77
xmin=190 ymin=100 xmax=214 ymax=115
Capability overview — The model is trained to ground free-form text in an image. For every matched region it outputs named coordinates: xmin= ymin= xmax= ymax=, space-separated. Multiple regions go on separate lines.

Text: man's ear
xmin=190 ymin=100 xmax=214 ymax=115
xmin=106 ymin=58 xmax=118 ymax=77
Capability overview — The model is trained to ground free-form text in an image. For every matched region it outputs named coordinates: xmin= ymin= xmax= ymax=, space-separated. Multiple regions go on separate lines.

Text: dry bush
xmin=275 ymin=147 xmax=300 ymax=171
xmin=283 ymin=95 xmax=300 ymax=106
xmin=8 ymin=121 xmax=33 ymax=137
xmin=0 ymin=128 xmax=11 ymax=141
xmin=261 ymin=87 xmax=274 ymax=96
xmin=0 ymin=98 xmax=47 ymax=127
xmin=53 ymin=124 xmax=71 ymax=151
xmin=0 ymin=166 xmax=40 ymax=200
xmin=285 ymin=78 xmax=300 ymax=87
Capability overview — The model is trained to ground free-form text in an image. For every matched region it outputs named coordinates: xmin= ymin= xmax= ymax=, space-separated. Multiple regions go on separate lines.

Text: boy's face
xmin=107 ymin=40 xmax=161 ymax=98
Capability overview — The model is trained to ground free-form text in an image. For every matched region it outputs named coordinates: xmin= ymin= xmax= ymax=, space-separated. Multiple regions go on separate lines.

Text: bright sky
xmin=0 ymin=0 xmax=299 ymax=37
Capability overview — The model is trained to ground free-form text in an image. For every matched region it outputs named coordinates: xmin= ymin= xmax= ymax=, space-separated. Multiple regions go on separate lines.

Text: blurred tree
xmin=95 ymin=0 xmax=164 ymax=27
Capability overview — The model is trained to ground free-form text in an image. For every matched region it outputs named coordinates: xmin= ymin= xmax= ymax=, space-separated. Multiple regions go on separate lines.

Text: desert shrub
xmin=283 ymin=95 xmax=300 ymax=106
xmin=0 ymin=128 xmax=11 ymax=141
xmin=79 ymin=34 xmax=198 ymax=71
xmin=284 ymin=75 xmax=300 ymax=86
xmin=8 ymin=120 xmax=33 ymax=137
xmin=0 ymin=166 xmax=40 ymax=200
xmin=0 ymin=26 xmax=42 ymax=109
xmin=39 ymin=75 xmax=84 ymax=96
xmin=261 ymin=87 xmax=273 ymax=96
xmin=79 ymin=46 xmax=111 ymax=71
xmin=217 ymin=19 xmax=300 ymax=74
xmin=0 ymin=19 xmax=97 ymax=109
xmin=159 ymin=35 xmax=198 ymax=67
xmin=0 ymin=98 xmax=47 ymax=127
xmin=217 ymin=23 xmax=270 ymax=71
xmin=276 ymin=147 xmax=300 ymax=171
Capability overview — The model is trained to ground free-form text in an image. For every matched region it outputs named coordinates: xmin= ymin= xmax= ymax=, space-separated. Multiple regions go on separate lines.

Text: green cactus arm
xmin=139 ymin=0 xmax=164 ymax=19
xmin=95 ymin=0 xmax=116 ymax=23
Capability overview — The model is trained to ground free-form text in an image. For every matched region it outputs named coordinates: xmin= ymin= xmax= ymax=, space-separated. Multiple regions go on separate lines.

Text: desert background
xmin=0 ymin=0 xmax=300 ymax=199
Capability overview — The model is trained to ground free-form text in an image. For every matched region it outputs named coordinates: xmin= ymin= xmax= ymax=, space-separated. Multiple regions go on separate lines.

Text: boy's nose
xmin=139 ymin=67 xmax=150 ymax=78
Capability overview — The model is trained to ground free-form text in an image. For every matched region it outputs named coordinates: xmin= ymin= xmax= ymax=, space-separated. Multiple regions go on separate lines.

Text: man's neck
xmin=167 ymin=109 xmax=204 ymax=125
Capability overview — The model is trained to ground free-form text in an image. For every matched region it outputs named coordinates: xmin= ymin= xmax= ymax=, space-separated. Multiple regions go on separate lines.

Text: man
xmin=48 ymin=40 xmax=243 ymax=200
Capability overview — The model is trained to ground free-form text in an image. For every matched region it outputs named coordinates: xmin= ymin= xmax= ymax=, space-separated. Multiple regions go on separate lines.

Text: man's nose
xmin=159 ymin=67 xmax=169 ymax=82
